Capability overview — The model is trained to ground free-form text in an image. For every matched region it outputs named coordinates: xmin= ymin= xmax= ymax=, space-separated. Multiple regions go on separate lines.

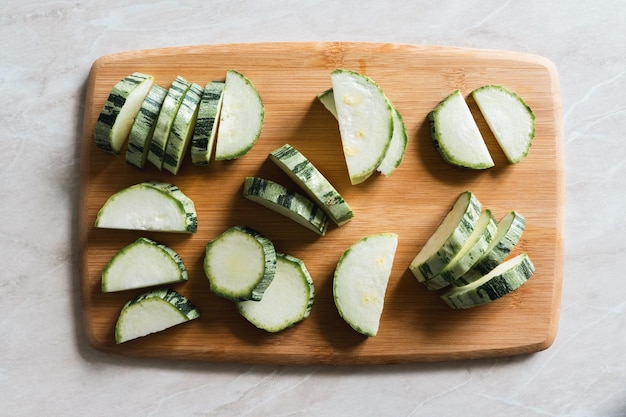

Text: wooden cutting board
xmin=79 ymin=42 xmax=564 ymax=364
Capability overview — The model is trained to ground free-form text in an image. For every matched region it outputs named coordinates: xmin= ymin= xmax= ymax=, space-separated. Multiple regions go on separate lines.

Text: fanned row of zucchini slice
xmin=94 ymin=70 xmax=264 ymax=174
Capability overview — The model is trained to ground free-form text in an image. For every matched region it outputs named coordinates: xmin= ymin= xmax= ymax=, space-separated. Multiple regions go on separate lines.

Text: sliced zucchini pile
xmin=95 ymin=69 xmax=263 ymax=173
xmin=408 ymin=191 xmax=534 ymax=308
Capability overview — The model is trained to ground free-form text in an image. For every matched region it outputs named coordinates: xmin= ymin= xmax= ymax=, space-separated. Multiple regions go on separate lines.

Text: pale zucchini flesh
xmin=204 ymin=225 xmax=276 ymax=301
xmin=331 ymin=69 xmax=393 ymax=184
xmin=102 ymin=237 xmax=188 ymax=292
xmin=441 ymin=253 xmax=535 ymax=309
xmin=333 ymin=233 xmax=398 ymax=337
xmin=94 ymin=181 xmax=198 ymax=233
xmin=409 ymin=191 xmax=482 ymax=282
xmin=429 ymin=89 xmax=494 ymax=169
xmin=269 ymin=143 xmax=354 ymax=226
xmin=237 ymin=253 xmax=314 ymax=333
xmin=94 ymin=72 xmax=154 ymax=154
xmin=215 ymin=70 xmax=264 ymax=160
xmin=243 ymin=176 xmax=329 ymax=236
xmin=471 ymin=85 xmax=535 ymax=164
xmin=115 ymin=288 xmax=199 ymax=343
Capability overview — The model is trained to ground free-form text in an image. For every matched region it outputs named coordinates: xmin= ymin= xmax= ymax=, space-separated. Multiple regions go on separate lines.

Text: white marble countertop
xmin=2 ymin=1 xmax=625 ymax=415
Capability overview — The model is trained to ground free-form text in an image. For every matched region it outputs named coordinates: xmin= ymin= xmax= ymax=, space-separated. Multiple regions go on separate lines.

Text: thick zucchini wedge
xmin=269 ymin=143 xmax=354 ymax=226
xmin=429 ymin=89 xmax=494 ymax=169
xmin=204 ymin=225 xmax=276 ymax=301
xmin=471 ymin=85 xmax=535 ymax=164
xmin=94 ymin=72 xmax=154 ymax=154
xmin=331 ymin=69 xmax=393 ymax=184
xmin=191 ymin=81 xmax=225 ymax=165
xmin=441 ymin=253 xmax=535 ymax=309
xmin=115 ymin=288 xmax=199 ymax=343
xmin=237 ymin=253 xmax=314 ymax=333
xmin=126 ymin=84 xmax=168 ymax=169
xmin=243 ymin=176 xmax=329 ymax=236
xmin=94 ymin=181 xmax=198 ymax=233
xmin=409 ymin=191 xmax=482 ymax=282
xmin=102 ymin=237 xmax=188 ymax=293
xmin=215 ymin=70 xmax=264 ymax=160
xmin=333 ymin=233 xmax=398 ymax=337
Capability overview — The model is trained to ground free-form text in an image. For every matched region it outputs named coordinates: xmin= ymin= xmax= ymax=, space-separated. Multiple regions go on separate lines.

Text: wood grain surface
xmin=79 ymin=42 xmax=564 ymax=364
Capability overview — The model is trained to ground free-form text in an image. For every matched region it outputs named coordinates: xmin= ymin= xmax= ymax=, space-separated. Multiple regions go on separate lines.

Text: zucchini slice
xmin=191 ymin=81 xmax=225 ymax=165
xmin=115 ymin=288 xmax=199 ymax=343
xmin=409 ymin=191 xmax=482 ymax=282
xmin=458 ymin=211 xmax=526 ymax=285
xmin=429 ymin=89 xmax=494 ymax=169
xmin=269 ymin=143 xmax=354 ymax=226
xmin=237 ymin=253 xmax=314 ymax=333
xmin=441 ymin=253 xmax=535 ymax=309
xmin=147 ymin=76 xmax=191 ymax=169
xmin=331 ymin=69 xmax=393 ymax=184
xmin=204 ymin=225 xmax=276 ymax=301
xmin=94 ymin=181 xmax=198 ymax=233
xmin=94 ymin=72 xmax=154 ymax=154
xmin=163 ymin=82 xmax=204 ymax=175
xmin=242 ymin=176 xmax=329 ymax=236
xmin=126 ymin=84 xmax=168 ymax=169
xmin=333 ymin=233 xmax=398 ymax=337
xmin=471 ymin=84 xmax=535 ymax=164
xmin=102 ymin=237 xmax=188 ymax=293
xmin=318 ymin=88 xmax=408 ymax=177
xmin=215 ymin=70 xmax=264 ymax=160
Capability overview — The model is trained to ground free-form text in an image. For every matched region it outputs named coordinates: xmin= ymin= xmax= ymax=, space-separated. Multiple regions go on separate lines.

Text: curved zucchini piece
xmin=458 ymin=211 xmax=526 ymax=285
xmin=471 ymin=85 xmax=535 ymax=164
xmin=376 ymin=105 xmax=408 ymax=176
xmin=331 ymin=69 xmax=393 ymax=184
xmin=429 ymin=89 xmax=494 ymax=169
xmin=317 ymin=88 xmax=337 ymax=117
xmin=147 ymin=76 xmax=191 ymax=169
xmin=243 ymin=177 xmax=329 ymax=236
xmin=115 ymin=288 xmax=199 ymax=343
xmin=333 ymin=233 xmax=398 ymax=337
xmin=269 ymin=144 xmax=354 ymax=226
xmin=441 ymin=253 xmax=535 ymax=309
xmin=94 ymin=72 xmax=154 ymax=154
xmin=431 ymin=209 xmax=498 ymax=286
xmin=409 ymin=191 xmax=482 ymax=282
xmin=94 ymin=181 xmax=198 ymax=233
xmin=204 ymin=225 xmax=276 ymax=301
xmin=126 ymin=83 xmax=168 ymax=169
xmin=163 ymin=82 xmax=204 ymax=174
xmin=215 ymin=70 xmax=264 ymax=160
xmin=237 ymin=253 xmax=314 ymax=333
xmin=102 ymin=237 xmax=188 ymax=292
xmin=191 ymin=81 xmax=225 ymax=165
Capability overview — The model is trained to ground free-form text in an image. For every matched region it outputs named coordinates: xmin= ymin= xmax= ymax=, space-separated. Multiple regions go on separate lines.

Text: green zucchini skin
xmin=441 ymin=253 xmax=535 ymax=309
xmin=147 ymin=76 xmax=191 ymax=169
xmin=456 ymin=211 xmax=526 ymax=285
xmin=191 ymin=81 xmax=225 ymax=165
xmin=163 ymin=82 xmax=204 ymax=174
xmin=126 ymin=84 xmax=168 ymax=168
xmin=95 ymin=72 xmax=154 ymax=154
xmin=243 ymin=176 xmax=329 ymax=236
xmin=269 ymin=143 xmax=354 ymax=226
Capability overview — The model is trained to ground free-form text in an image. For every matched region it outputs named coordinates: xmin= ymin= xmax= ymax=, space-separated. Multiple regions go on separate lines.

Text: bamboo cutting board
xmin=79 ymin=42 xmax=564 ymax=364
